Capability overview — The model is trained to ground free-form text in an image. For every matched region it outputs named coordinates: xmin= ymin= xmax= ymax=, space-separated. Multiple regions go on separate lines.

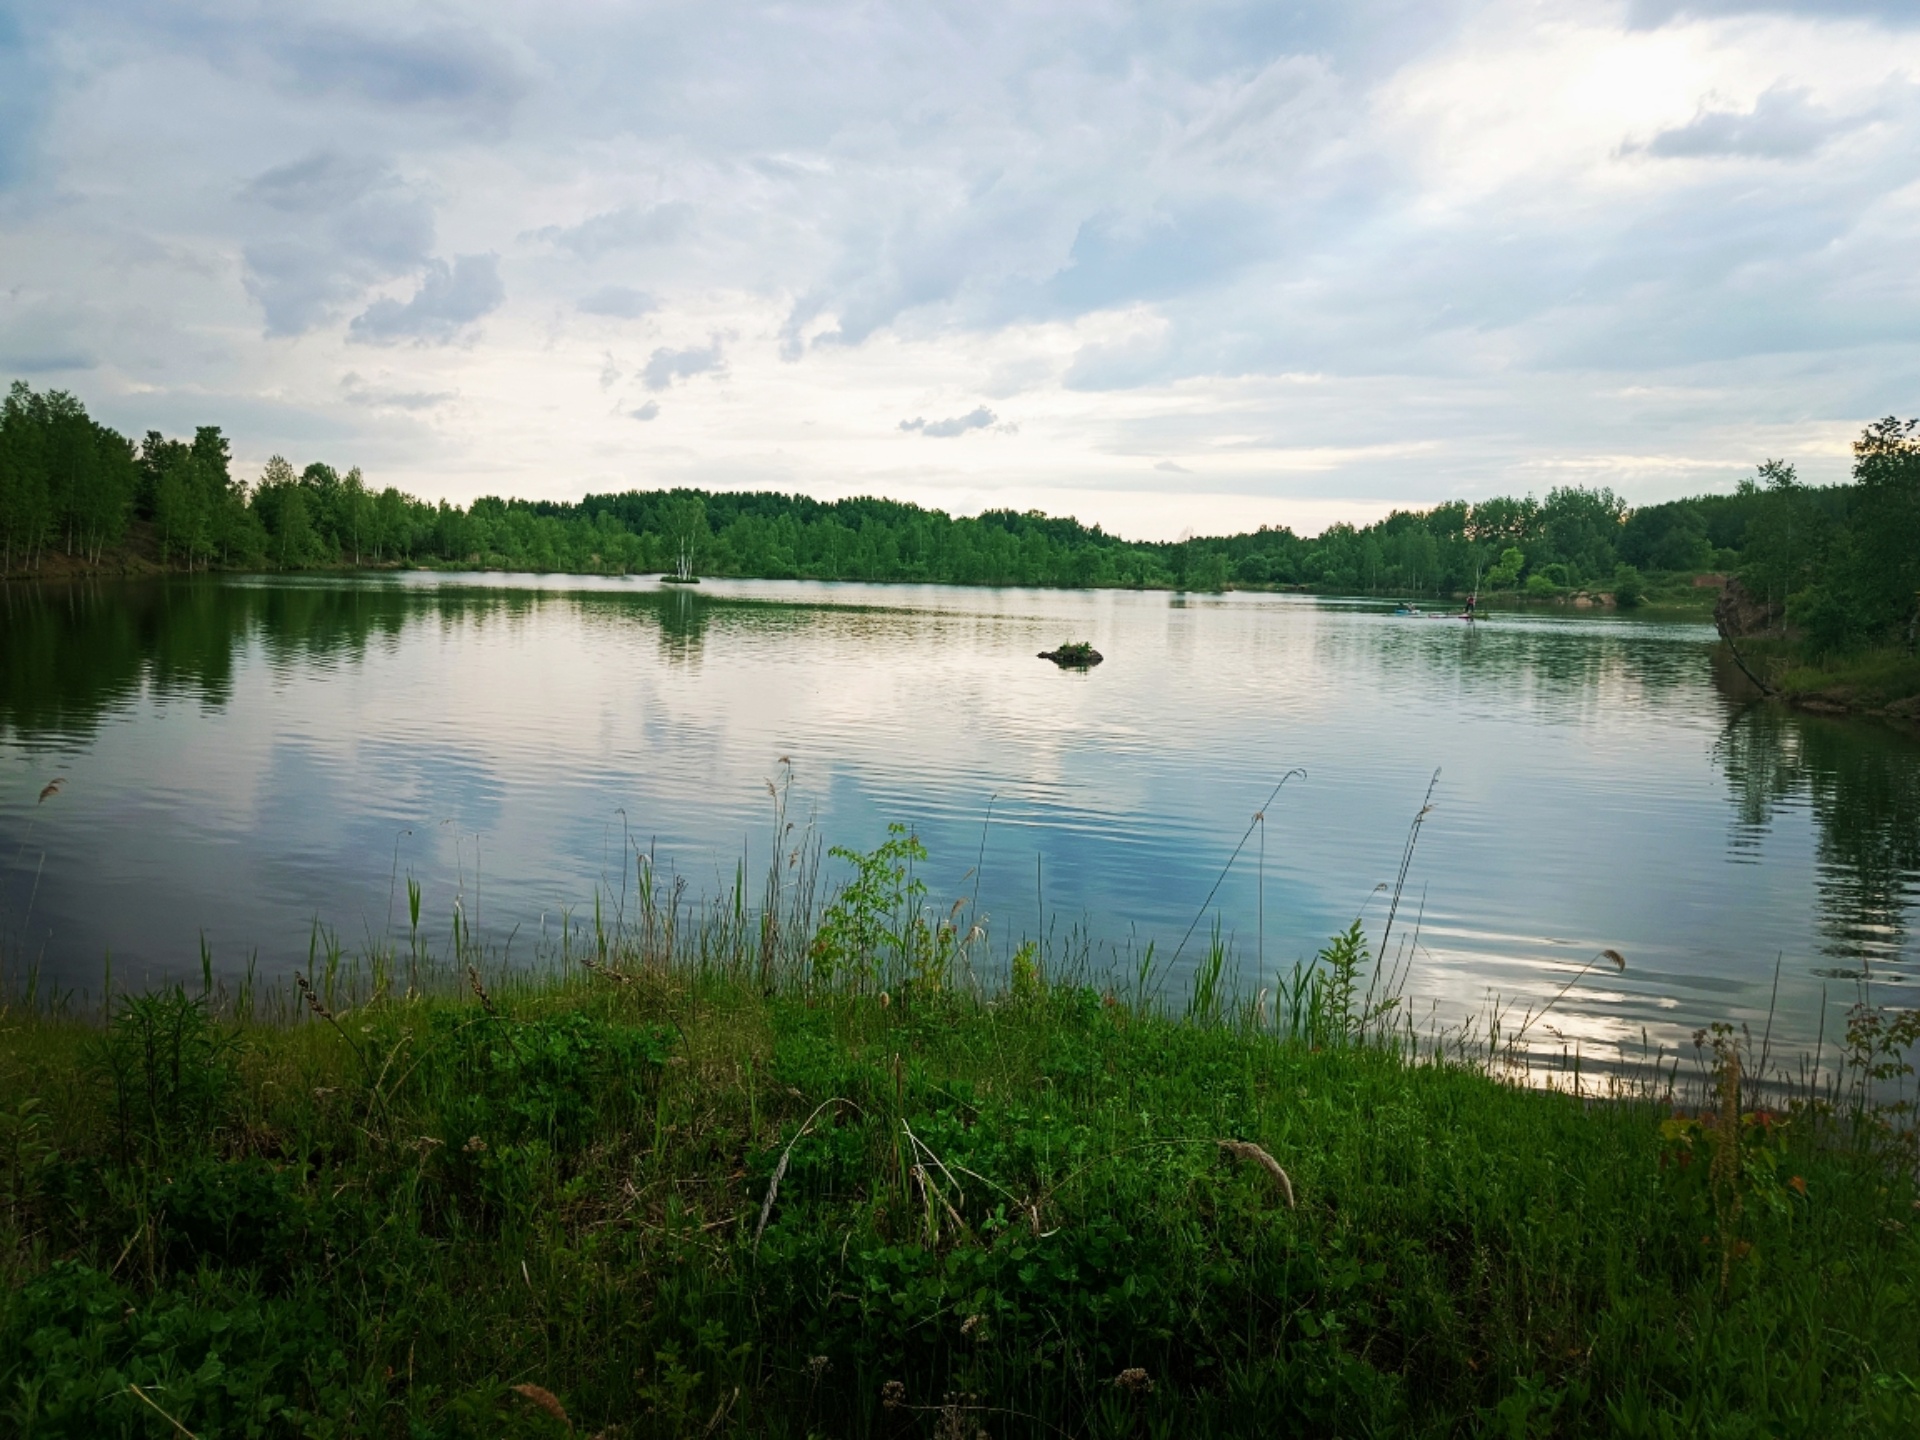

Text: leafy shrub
xmin=88 ymin=990 xmax=240 ymax=1163
xmin=0 ymin=1097 xmax=54 ymax=1226
xmin=1276 ymin=920 xmax=1379 ymax=1047
xmin=156 ymin=1159 xmax=307 ymax=1275
xmin=428 ymin=1009 xmax=675 ymax=1153
xmin=0 ymin=1261 xmax=334 ymax=1438
xmin=1612 ymin=562 xmax=1646 ymax=608
xmin=810 ymin=824 xmax=962 ymax=990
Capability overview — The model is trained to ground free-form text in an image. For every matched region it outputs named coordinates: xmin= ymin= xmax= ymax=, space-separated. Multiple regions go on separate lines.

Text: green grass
xmin=4 ymin=952 xmax=1919 ymax=1439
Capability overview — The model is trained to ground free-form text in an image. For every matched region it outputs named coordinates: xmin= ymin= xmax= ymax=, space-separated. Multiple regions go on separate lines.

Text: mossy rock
xmin=1039 ymin=642 xmax=1103 ymax=667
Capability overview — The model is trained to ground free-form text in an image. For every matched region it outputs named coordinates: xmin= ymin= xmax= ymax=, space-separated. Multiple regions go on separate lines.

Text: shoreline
xmin=1715 ymin=635 xmax=1920 ymax=723
xmin=0 ymin=544 xmax=1726 ymax=610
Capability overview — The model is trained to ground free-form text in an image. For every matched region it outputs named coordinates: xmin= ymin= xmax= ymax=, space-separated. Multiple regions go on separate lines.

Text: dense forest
xmin=3 ymin=381 xmax=1915 ymax=647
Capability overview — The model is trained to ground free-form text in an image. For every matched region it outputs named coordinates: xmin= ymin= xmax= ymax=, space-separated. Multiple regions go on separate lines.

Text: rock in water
xmin=1038 ymin=643 xmax=1103 ymax=667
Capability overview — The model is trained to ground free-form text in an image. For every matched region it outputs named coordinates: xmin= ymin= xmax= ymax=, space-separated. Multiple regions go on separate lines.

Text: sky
xmin=2 ymin=0 xmax=1918 ymax=540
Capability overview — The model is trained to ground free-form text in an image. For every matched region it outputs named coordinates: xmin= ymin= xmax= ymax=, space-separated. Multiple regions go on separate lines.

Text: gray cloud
xmin=1154 ymin=459 xmax=1191 ymax=473
xmin=578 ymin=285 xmax=659 ymax=318
xmin=243 ymin=150 xmax=386 ymax=212
xmin=629 ymin=401 xmax=660 ymax=421
xmin=0 ymin=8 xmax=48 ymax=189
xmin=240 ymin=152 xmax=437 ymax=336
xmin=0 ymin=292 xmax=98 ymax=373
xmin=1629 ymin=1 xmax=1920 ymax=27
xmin=274 ymin=23 xmax=527 ymax=118
xmin=1634 ymin=86 xmax=1856 ymax=160
xmin=642 ymin=338 xmax=724 ymax=390
xmin=348 ymin=255 xmax=504 ymax=345
xmin=340 ymin=373 xmax=455 ymax=410
xmin=533 ymin=204 xmax=693 ymax=259
xmin=0 ymin=345 xmax=94 ymax=374
xmin=900 ymin=406 xmax=996 ymax=438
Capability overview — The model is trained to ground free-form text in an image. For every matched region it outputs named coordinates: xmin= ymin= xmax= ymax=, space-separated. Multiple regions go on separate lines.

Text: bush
xmin=87 ymin=990 xmax=240 ymax=1163
xmin=1612 ymin=563 xmax=1646 ymax=608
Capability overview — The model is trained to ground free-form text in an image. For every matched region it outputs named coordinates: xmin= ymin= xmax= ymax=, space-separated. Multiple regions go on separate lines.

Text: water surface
xmin=3 ymin=574 xmax=1916 ymax=1059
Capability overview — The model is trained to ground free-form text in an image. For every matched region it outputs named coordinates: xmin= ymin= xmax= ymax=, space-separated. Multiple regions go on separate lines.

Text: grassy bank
xmin=1726 ymin=636 xmax=1920 ymax=718
xmin=4 ymin=948 xmax=1920 ymax=1438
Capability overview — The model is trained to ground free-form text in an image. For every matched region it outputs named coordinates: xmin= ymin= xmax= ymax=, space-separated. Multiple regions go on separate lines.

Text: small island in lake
xmin=1039 ymin=640 xmax=1103 ymax=667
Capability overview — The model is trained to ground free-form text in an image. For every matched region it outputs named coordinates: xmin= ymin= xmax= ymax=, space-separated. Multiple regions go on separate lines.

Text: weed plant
xmin=3 ymin=815 xmax=1920 ymax=1438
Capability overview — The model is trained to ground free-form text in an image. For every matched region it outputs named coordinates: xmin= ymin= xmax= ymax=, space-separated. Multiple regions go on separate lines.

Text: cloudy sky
xmin=2 ymin=1 xmax=1917 ymax=539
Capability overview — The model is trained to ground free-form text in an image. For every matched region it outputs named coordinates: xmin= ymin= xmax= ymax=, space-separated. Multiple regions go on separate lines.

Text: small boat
xmin=1393 ymin=603 xmax=1423 ymax=617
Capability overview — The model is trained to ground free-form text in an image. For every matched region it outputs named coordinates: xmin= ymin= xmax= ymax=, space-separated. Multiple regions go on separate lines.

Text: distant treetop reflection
xmin=0 ymin=578 xmax=730 ymax=740
xmin=1715 ymin=703 xmax=1920 ymax=974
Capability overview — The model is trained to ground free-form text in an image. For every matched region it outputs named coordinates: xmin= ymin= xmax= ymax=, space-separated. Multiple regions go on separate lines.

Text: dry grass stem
xmin=128 ymin=1383 xmax=200 ymax=1438
xmin=754 ymin=1097 xmax=858 ymax=1250
xmin=1217 ymin=1139 xmax=1296 ymax=1208
xmin=511 ymin=1382 xmax=572 ymax=1430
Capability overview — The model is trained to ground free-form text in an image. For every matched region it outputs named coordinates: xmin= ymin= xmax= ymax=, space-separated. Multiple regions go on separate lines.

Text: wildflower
xmin=1114 ymin=1368 xmax=1154 ymax=1395
xmin=881 ymin=1380 xmax=907 ymax=1409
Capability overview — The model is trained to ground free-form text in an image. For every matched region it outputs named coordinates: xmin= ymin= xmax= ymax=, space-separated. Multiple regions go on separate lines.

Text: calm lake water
xmin=3 ymin=574 xmax=1917 ymax=1060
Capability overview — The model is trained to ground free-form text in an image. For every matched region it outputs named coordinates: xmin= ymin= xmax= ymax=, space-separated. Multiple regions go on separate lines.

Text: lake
xmin=3 ymin=574 xmax=1916 ymax=1063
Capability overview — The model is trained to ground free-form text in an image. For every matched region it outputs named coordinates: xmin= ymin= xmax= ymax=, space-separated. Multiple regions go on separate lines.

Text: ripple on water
xmin=0 ymin=576 xmax=1913 ymax=1057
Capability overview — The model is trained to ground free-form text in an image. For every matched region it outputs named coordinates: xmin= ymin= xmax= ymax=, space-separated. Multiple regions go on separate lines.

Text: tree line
xmin=1730 ymin=419 xmax=1920 ymax=656
xmin=4 ymin=381 xmax=1915 ymax=649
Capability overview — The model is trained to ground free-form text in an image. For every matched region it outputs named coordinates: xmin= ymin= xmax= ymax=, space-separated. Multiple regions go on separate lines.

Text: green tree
xmin=1850 ymin=417 xmax=1920 ymax=647
xmin=1737 ymin=460 xmax=1831 ymax=634
xmin=1540 ymin=485 xmax=1626 ymax=584
xmin=0 ymin=382 xmax=53 ymax=570
xmin=152 ymin=449 xmax=207 ymax=565
xmin=1488 ymin=546 xmax=1525 ymax=590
